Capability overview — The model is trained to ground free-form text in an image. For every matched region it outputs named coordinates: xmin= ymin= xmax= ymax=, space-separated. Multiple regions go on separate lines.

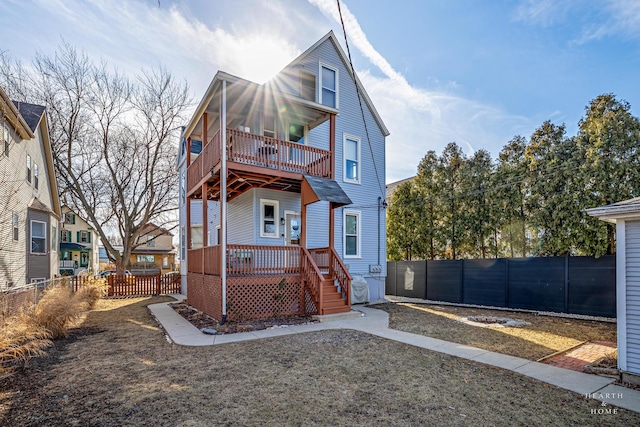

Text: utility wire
xmin=336 ymin=0 xmax=385 ymax=199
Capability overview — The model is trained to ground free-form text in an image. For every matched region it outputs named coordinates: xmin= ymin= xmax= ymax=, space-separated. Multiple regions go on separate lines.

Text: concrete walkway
xmin=149 ymin=295 xmax=640 ymax=414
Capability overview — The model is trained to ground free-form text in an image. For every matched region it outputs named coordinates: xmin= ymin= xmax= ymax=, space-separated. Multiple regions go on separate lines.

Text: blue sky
xmin=1 ymin=0 xmax=639 ymax=183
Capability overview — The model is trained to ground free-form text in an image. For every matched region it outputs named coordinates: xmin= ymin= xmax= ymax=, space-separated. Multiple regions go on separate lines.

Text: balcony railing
xmin=188 ymin=244 xmax=301 ymax=277
xmin=186 ymin=129 xmax=331 ymax=192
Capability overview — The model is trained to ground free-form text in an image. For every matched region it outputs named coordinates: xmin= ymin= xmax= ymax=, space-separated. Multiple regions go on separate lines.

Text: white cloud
xmin=311 ymin=0 xmax=532 ymax=182
xmin=576 ymin=0 xmax=640 ymax=43
xmin=512 ymin=0 xmax=575 ymax=27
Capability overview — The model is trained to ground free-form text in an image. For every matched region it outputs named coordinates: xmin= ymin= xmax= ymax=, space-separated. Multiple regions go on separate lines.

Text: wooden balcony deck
xmin=187 ymin=129 xmax=332 ymax=198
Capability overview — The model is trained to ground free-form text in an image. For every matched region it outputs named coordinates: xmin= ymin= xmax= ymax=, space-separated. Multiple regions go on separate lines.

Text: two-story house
xmin=0 ymin=86 xmax=61 ymax=288
xmin=129 ymin=223 xmax=177 ymax=275
xmin=59 ymin=206 xmax=99 ymax=275
xmin=178 ymin=31 xmax=388 ymax=321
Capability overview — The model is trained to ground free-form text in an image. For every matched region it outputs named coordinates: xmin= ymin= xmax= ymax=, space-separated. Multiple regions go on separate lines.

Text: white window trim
xmin=343 ymin=210 xmax=361 ymax=259
xmin=80 ymin=230 xmax=90 ymax=243
xmin=30 ymin=220 xmax=47 ymax=254
xmin=286 ymin=121 xmax=307 ymax=144
xmin=12 ymin=213 xmax=18 ymax=241
xmin=319 ymin=62 xmax=339 ymax=109
xmin=260 ymin=199 xmax=279 ymax=238
xmin=343 ymin=134 xmax=361 ymax=184
xmin=52 ymin=225 xmax=57 ymax=252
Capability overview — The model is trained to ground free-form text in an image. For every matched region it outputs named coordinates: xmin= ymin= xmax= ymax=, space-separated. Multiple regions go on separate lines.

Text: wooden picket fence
xmin=73 ymin=273 xmax=181 ymax=297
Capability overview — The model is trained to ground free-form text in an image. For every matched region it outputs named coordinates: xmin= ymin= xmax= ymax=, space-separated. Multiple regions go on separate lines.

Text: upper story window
xmin=147 ymin=235 xmax=155 ymax=247
xmin=260 ymin=199 xmax=279 ymax=238
xmin=12 ymin=213 xmax=19 ymax=241
xmin=26 ymin=154 xmax=32 ymax=183
xmin=64 ymin=212 xmax=76 ymax=224
xmin=180 ymin=170 xmax=186 ymax=204
xmin=79 ymin=230 xmax=91 ymax=243
xmin=263 ymin=112 xmax=276 ymax=139
xmin=343 ymin=135 xmax=361 ymax=184
xmin=61 ymin=230 xmax=71 ymax=242
xmin=2 ymin=121 xmax=8 ymax=157
xmin=51 ymin=225 xmax=57 ymax=252
xmin=34 ymin=163 xmax=39 ymax=189
xmin=31 ymin=220 xmax=46 ymax=254
xmin=320 ymin=64 xmax=338 ymax=108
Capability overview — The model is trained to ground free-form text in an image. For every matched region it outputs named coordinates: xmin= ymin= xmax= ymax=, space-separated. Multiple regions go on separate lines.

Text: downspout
xmin=220 ymin=80 xmax=228 ymax=325
xmin=378 ymin=196 xmax=381 ymax=266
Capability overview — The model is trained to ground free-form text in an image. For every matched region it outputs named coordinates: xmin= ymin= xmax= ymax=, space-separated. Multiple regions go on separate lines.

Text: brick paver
xmin=546 ymin=341 xmax=616 ymax=372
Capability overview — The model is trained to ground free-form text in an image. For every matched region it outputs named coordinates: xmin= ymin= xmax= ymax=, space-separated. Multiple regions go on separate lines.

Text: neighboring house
xmin=178 ymin=31 xmax=389 ymax=321
xmin=59 ymin=206 xmax=99 ymax=275
xmin=130 ymin=224 xmax=177 ymax=275
xmin=0 ymin=86 xmax=61 ymax=288
xmin=587 ymin=198 xmax=640 ymax=386
xmin=385 ymin=176 xmax=414 ymax=202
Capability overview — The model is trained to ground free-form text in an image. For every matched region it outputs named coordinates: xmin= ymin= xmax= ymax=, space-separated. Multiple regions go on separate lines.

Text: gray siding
xmin=253 ymin=188 xmax=301 ymax=246
xmin=227 ymin=190 xmax=254 ymax=244
xmin=26 ymin=208 xmax=51 ymax=282
xmin=626 ymin=221 xmax=640 ymax=374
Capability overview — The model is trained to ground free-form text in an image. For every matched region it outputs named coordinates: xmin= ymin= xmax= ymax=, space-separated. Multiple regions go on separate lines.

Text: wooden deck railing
xmin=187 ymin=244 xmax=301 ymax=276
xmin=186 ymin=128 xmax=331 ymax=192
xmin=301 ymin=247 xmax=328 ymax=313
xmin=309 ymin=247 xmax=352 ymax=306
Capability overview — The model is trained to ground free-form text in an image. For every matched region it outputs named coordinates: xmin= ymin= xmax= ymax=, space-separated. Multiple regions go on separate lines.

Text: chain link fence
xmin=0 ymin=277 xmax=74 ymax=326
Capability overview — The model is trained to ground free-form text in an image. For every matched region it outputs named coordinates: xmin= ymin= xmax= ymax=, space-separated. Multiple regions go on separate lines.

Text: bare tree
xmin=0 ymin=44 xmax=190 ymax=272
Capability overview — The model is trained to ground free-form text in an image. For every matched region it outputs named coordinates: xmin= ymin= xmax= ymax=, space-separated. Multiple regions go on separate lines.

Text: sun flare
xmin=234 ymin=36 xmax=299 ymax=84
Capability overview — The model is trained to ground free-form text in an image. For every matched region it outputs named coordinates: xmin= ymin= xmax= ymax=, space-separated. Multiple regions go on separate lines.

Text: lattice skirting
xmin=186 ymin=273 xmax=318 ymax=321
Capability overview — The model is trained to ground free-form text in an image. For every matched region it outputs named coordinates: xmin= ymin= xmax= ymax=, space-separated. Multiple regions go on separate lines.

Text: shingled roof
xmin=13 ymin=101 xmax=45 ymax=132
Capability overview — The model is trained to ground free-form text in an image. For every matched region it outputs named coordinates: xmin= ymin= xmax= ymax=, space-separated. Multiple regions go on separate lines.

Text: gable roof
xmin=0 ymin=86 xmax=34 ymax=139
xmin=284 ymin=31 xmax=389 ymax=137
xmin=14 ymin=101 xmax=45 ymax=132
xmin=586 ymin=197 xmax=640 ymax=222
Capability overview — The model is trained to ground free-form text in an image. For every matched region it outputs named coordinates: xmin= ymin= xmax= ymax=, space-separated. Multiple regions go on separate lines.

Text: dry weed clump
xmin=0 ymin=313 xmax=52 ymax=378
xmin=0 ymin=277 xmax=106 ymax=377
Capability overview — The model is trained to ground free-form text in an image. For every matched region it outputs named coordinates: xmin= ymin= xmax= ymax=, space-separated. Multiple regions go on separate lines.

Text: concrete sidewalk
xmin=150 ymin=295 xmax=640 ymax=414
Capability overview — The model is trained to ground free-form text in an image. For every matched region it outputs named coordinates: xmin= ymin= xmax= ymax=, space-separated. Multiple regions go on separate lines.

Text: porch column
xmin=202 ymin=182 xmax=209 ymax=275
xmin=329 ymin=113 xmax=336 ymax=180
xmin=220 ymin=80 xmax=228 ymax=321
xmin=202 ymin=112 xmax=208 ymax=145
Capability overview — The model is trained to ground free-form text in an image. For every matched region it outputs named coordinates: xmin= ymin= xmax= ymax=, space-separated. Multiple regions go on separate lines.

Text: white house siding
xmin=625 ymin=220 xmax=640 ymax=375
xmin=0 ymin=108 xmax=58 ymax=288
xmin=299 ymin=37 xmax=387 ymax=300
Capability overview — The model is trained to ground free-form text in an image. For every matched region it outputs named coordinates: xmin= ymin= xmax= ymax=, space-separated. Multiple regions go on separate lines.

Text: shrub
xmin=75 ymin=277 xmax=107 ymax=309
xmin=33 ymin=284 xmax=88 ymax=339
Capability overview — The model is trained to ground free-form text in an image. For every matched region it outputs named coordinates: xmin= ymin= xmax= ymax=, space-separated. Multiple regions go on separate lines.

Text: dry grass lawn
xmin=0 ymin=297 xmax=635 ymax=426
xmin=375 ymin=302 xmax=617 ymax=361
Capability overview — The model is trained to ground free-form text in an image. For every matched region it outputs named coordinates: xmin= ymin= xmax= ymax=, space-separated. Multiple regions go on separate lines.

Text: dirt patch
xmin=2 ymin=296 xmax=639 ymax=426
xmin=373 ymin=302 xmax=617 ymax=361
xmin=170 ymin=301 xmax=317 ymax=334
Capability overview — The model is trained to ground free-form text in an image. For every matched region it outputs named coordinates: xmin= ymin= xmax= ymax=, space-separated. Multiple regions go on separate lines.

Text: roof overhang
xmin=0 ymin=86 xmax=34 ymax=139
xmin=586 ymin=197 xmax=640 ymax=223
xmin=301 ymin=175 xmax=352 ymax=208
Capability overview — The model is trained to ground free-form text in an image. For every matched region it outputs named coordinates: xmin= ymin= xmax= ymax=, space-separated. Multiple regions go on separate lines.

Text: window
xmin=52 ymin=225 xmax=57 ymax=252
xmin=162 ymin=256 xmax=169 ymax=269
xmin=320 ymin=64 xmax=338 ymax=108
xmin=180 ymin=170 xmax=186 ymax=204
xmin=344 ymin=210 xmax=361 ymax=258
xmin=79 ymin=231 xmax=91 ymax=243
xmin=12 ymin=213 xmax=18 ymax=241
xmin=263 ymin=112 xmax=276 ymax=139
xmin=216 ymin=225 xmax=221 ymax=245
xmin=180 ymin=226 xmax=186 ymax=260
xmin=64 ymin=212 xmax=75 ymax=224
xmin=31 ymin=220 xmax=46 ymax=254
xmin=34 ymin=163 xmax=39 ymax=189
xmin=31 ymin=278 xmax=45 ymax=284
xmin=26 ymin=154 xmax=32 ymax=183
xmin=61 ymin=230 xmax=71 ymax=243
xmin=2 ymin=122 xmax=8 ymax=157
xmin=137 ymin=255 xmax=155 ymax=263
xmin=147 ymin=235 xmax=155 ymax=247
xmin=343 ymin=135 xmax=361 ymax=184
xmin=260 ymin=199 xmax=279 ymax=238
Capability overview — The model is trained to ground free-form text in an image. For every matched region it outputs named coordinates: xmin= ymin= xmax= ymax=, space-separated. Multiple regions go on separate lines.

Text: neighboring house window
xmin=60 ymin=230 xmax=71 ymax=243
xmin=64 ymin=212 xmax=75 ymax=224
xmin=344 ymin=210 xmax=361 ymax=258
xmin=4 ymin=139 xmax=8 ymax=157
xmin=180 ymin=170 xmax=186 ymax=204
xmin=180 ymin=226 xmax=186 ymax=260
xmin=137 ymin=255 xmax=155 ymax=263
xmin=26 ymin=154 xmax=32 ymax=183
xmin=52 ymin=225 xmax=57 ymax=252
xmin=34 ymin=163 xmax=39 ymax=189
xmin=31 ymin=220 xmax=46 ymax=254
xmin=343 ymin=135 xmax=361 ymax=184
xmin=162 ymin=256 xmax=169 ymax=269
xmin=216 ymin=225 xmax=221 ymax=245
xmin=31 ymin=278 xmax=45 ymax=284
xmin=3 ymin=121 xmax=9 ymax=156
xmin=12 ymin=213 xmax=18 ymax=241
xmin=147 ymin=235 xmax=155 ymax=247
xmin=78 ymin=231 xmax=91 ymax=243
xmin=320 ymin=63 xmax=338 ymax=108
xmin=260 ymin=199 xmax=279 ymax=238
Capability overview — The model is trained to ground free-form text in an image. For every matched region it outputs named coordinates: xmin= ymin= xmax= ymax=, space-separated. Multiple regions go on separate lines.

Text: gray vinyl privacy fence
xmin=386 ymin=255 xmax=616 ymax=318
